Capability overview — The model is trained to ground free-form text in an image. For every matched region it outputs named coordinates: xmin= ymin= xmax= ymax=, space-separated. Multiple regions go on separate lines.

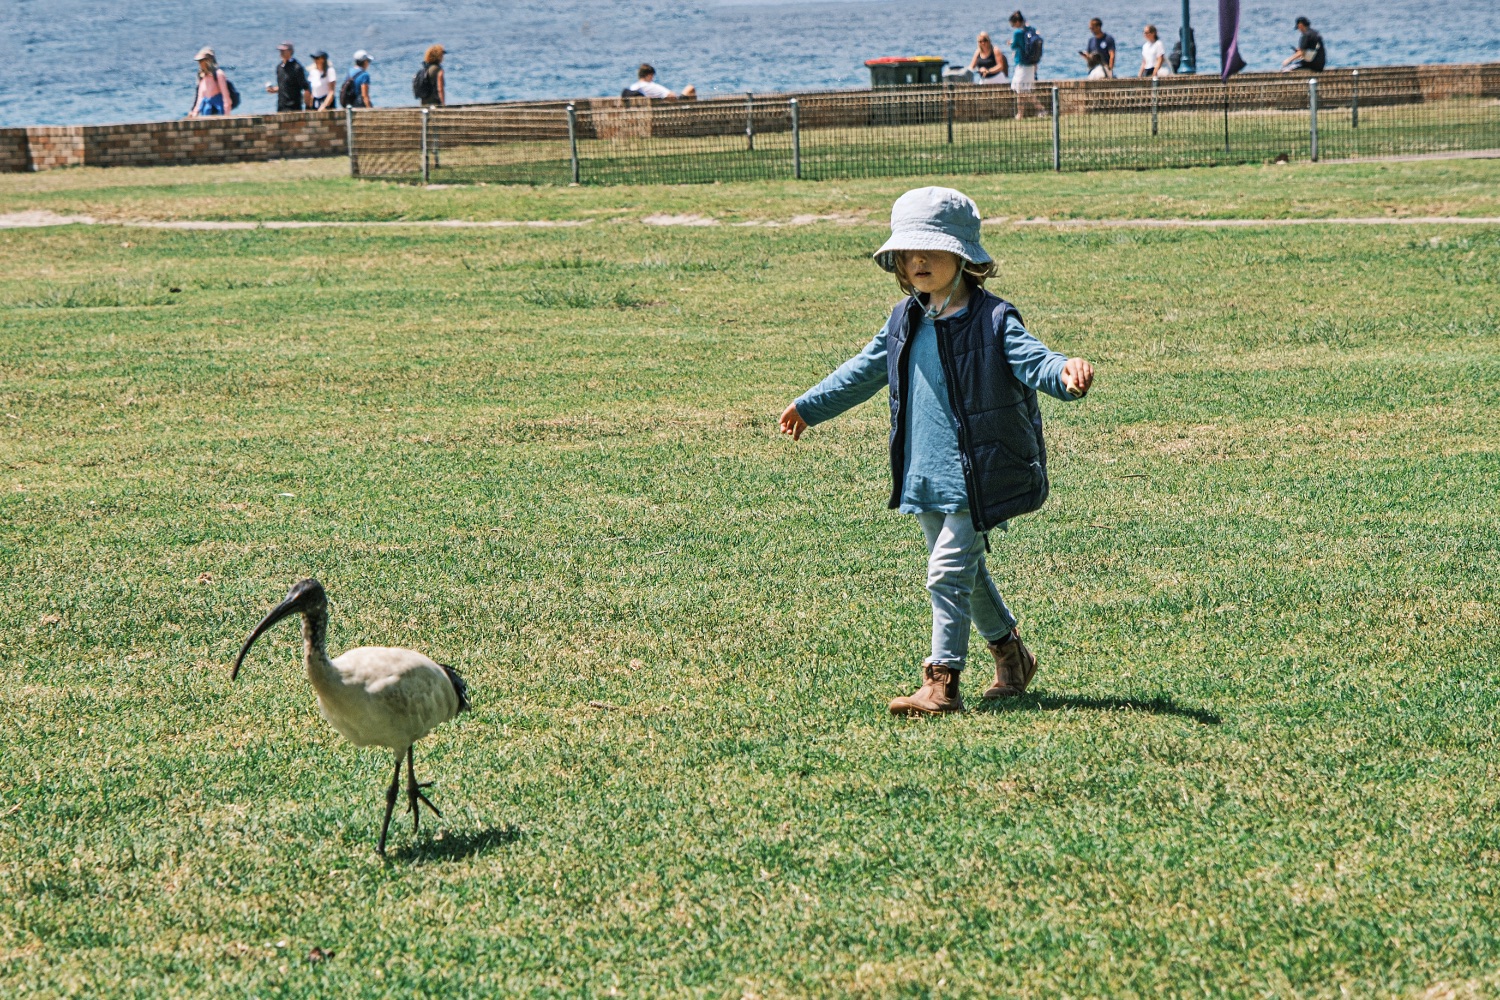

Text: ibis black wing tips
xmin=440 ymin=663 xmax=471 ymax=714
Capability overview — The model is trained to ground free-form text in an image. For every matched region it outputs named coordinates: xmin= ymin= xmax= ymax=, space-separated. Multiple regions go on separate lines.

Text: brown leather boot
xmin=981 ymin=629 xmax=1038 ymax=699
xmin=888 ymin=661 xmax=964 ymax=716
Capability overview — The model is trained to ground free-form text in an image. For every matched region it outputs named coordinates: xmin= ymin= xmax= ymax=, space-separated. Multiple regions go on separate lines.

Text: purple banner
xmin=1219 ymin=0 xmax=1248 ymax=79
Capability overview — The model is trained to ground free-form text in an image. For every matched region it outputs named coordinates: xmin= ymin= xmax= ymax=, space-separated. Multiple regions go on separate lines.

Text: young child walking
xmin=779 ymin=187 xmax=1094 ymax=715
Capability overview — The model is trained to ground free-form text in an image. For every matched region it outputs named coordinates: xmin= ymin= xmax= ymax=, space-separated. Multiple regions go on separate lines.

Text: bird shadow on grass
xmin=392 ymin=824 xmax=525 ymax=863
xmin=973 ymin=691 xmax=1222 ymax=725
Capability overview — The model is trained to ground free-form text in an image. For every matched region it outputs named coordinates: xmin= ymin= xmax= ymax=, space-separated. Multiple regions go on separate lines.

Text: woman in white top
xmin=1140 ymin=25 xmax=1173 ymax=77
xmin=307 ymin=50 xmax=337 ymax=110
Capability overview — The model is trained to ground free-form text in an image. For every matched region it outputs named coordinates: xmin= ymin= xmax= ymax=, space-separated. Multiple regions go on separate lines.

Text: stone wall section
xmin=3 ymin=111 xmax=348 ymax=172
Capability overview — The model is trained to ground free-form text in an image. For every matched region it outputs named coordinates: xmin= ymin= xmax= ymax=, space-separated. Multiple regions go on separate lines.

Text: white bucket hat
xmin=874 ymin=187 xmax=991 ymax=273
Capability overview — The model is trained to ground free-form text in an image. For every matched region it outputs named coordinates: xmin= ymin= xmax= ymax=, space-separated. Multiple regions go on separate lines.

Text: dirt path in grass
xmin=3 ymin=209 xmax=1500 ymax=231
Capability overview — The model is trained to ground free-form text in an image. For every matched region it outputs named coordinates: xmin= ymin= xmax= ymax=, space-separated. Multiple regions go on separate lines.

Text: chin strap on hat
xmin=919 ymin=265 xmax=967 ymax=319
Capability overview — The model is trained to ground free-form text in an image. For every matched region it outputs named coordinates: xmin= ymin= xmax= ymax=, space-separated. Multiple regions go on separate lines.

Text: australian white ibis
xmin=231 ymin=578 xmax=470 ymax=854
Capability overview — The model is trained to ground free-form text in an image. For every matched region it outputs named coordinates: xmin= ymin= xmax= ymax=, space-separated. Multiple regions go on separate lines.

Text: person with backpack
xmin=341 ymin=51 xmax=374 ymax=108
xmin=1008 ymin=11 xmax=1044 ymax=118
xmin=189 ymin=48 xmax=237 ymax=117
xmin=415 ymin=45 xmax=446 ymax=106
xmin=1281 ymin=17 xmax=1327 ymax=73
xmin=266 ymin=42 xmax=311 ymax=111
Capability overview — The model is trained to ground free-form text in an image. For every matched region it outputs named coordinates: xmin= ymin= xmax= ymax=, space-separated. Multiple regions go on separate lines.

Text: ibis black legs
xmin=406 ymin=745 xmax=442 ymax=833
xmin=375 ymin=746 xmax=442 ymax=855
xmin=377 ymin=753 xmax=403 ymax=855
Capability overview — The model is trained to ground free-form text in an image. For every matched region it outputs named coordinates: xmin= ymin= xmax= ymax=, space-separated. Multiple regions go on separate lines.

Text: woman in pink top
xmin=190 ymin=47 xmax=231 ymax=117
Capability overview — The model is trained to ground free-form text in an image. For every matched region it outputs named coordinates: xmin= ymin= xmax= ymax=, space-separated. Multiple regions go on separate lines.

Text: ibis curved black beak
xmin=231 ymin=578 xmax=326 ymax=680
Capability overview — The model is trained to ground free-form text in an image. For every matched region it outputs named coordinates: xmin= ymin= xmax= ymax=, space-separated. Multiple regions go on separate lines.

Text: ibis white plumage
xmin=231 ymin=578 xmax=470 ymax=854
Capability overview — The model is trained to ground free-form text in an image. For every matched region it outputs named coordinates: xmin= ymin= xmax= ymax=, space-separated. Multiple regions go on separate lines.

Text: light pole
xmin=1179 ymin=0 xmax=1198 ymax=73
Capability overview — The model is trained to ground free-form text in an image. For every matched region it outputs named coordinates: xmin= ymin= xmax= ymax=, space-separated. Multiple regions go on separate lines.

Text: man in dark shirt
xmin=266 ymin=41 xmax=311 ymax=111
xmin=1281 ymin=17 xmax=1326 ymax=72
xmin=1081 ymin=18 xmax=1117 ymax=77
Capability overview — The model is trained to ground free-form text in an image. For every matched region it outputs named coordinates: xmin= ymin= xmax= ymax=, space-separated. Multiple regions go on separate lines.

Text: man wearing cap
xmin=1280 ymin=17 xmax=1326 ymax=73
xmin=348 ymin=51 xmax=374 ymax=108
xmin=266 ymin=42 xmax=311 ymax=111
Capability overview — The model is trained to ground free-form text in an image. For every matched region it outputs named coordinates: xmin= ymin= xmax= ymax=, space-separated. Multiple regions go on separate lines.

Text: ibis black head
xmin=231 ymin=578 xmax=327 ymax=680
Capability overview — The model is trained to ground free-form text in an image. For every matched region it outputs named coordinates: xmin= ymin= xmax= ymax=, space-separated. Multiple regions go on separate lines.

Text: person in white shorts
xmin=1007 ymin=10 xmax=1042 ymax=118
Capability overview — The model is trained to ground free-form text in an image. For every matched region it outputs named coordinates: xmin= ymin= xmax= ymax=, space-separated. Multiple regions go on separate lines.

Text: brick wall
xmin=0 ymin=129 xmax=29 ymax=172
xmin=2 ymin=110 xmax=349 ymax=173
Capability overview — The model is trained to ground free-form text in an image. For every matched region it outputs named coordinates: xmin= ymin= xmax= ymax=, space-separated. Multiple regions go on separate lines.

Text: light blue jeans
xmin=916 ymin=511 xmax=1017 ymax=668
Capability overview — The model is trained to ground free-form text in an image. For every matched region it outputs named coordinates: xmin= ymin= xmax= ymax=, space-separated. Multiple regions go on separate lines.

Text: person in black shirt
xmin=266 ymin=41 xmax=311 ymax=111
xmin=1281 ymin=17 xmax=1326 ymax=72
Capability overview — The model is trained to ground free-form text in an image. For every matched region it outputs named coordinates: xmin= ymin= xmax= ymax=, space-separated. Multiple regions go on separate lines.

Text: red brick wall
xmin=2 ymin=111 xmax=349 ymax=173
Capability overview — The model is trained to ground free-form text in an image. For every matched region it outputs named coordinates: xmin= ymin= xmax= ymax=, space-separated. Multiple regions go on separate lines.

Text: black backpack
xmin=225 ymin=77 xmax=241 ymax=110
xmin=340 ymin=75 xmax=359 ymax=108
xmin=1022 ymin=26 xmax=1044 ymax=65
xmin=412 ymin=63 xmax=437 ymax=102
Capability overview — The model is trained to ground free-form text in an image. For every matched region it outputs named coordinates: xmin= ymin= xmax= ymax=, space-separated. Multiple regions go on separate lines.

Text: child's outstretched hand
xmin=779 ymin=403 xmax=809 ymax=441
xmin=1061 ymin=357 xmax=1095 ymax=398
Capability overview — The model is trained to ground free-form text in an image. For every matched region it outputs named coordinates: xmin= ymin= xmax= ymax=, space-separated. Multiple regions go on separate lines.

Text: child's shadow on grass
xmin=393 ymin=824 xmax=525 ymax=862
xmin=974 ymin=691 xmax=1222 ymax=725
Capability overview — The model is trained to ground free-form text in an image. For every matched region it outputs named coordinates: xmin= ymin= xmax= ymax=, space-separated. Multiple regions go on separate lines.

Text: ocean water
xmin=2 ymin=0 xmax=1498 ymax=126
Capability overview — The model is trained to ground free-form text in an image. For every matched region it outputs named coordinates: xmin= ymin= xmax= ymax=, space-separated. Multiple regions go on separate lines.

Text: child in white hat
xmin=779 ymin=187 xmax=1094 ymax=715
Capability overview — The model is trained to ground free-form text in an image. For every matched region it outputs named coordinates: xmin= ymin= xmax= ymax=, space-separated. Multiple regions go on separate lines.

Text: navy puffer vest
xmin=885 ymin=289 xmax=1049 ymax=532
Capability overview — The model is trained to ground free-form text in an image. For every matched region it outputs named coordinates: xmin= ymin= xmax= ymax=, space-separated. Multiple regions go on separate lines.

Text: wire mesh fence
xmin=348 ymin=63 xmax=1500 ymax=185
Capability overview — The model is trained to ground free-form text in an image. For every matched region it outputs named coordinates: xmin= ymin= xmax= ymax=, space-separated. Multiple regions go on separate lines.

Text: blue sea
xmin=2 ymin=0 xmax=1498 ymax=126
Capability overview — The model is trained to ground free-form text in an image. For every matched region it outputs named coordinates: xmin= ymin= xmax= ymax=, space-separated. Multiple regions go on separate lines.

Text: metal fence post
xmin=746 ymin=92 xmax=755 ymax=151
xmin=566 ymin=103 xmax=580 ymax=184
xmin=1222 ymin=84 xmax=1231 ymax=154
xmin=1308 ymin=78 xmax=1319 ymax=162
xmin=1151 ymin=77 xmax=1159 ymax=137
xmin=345 ymin=106 xmax=355 ymax=176
xmin=420 ymin=107 xmax=430 ymax=183
xmin=946 ymin=84 xmax=954 ymax=144
xmin=1051 ymin=87 xmax=1061 ymax=171
xmin=790 ymin=98 xmax=801 ymax=179
xmin=1351 ymin=69 xmax=1359 ymax=129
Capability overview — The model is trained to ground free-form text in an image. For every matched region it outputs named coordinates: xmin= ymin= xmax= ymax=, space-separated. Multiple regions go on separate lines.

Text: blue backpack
xmin=1022 ymin=26 xmax=1045 ymax=66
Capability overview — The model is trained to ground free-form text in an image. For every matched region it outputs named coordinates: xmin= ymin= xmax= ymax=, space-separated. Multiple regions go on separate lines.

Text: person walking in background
xmin=1281 ymin=17 xmax=1326 ymax=72
xmin=1080 ymin=18 xmax=1116 ymax=78
xmin=1008 ymin=11 xmax=1042 ymax=118
xmin=625 ymin=64 xmax=696 ymax=100
xmin=968 ymin=32 xmax=1009 ymax=84
xmin=344 ymin=51 xmax=374 ymax=108
xmin=188 ymin=48 xmax=233 ymax=117
xmin=307 ymin=51 xmax=337 ymax=111
xmin=266 ymin=42 xmax=311 ymax=111
xmin=1140 ymin=25 xmax=1173 ymax=77
xmin=416 ymin=45 xmax=447 ymax=106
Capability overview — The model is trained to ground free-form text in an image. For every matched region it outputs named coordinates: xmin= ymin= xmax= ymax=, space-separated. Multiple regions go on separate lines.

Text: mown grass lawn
xmin=0 ymin=160 xmax=1498 ymax=997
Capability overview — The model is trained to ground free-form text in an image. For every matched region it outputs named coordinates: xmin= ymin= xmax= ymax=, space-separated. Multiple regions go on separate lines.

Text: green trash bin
xmin=865 ymin=56 xmax=947 ymax=88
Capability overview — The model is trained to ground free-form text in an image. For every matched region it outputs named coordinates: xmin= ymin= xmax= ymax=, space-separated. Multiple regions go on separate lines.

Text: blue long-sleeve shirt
xmin=794 ymin=300 xmax=1073 ymax=514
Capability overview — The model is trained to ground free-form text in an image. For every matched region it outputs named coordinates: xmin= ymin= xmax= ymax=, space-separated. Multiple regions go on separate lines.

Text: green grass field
xmin=2 ymin=158 xmax=1499 ymax=997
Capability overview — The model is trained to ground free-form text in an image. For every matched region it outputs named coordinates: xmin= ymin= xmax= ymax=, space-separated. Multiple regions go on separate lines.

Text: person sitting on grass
xmin=779 ymin=187 xmax=1095 ymax=716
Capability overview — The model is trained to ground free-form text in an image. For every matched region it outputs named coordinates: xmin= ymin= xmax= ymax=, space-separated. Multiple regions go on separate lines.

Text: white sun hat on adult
xmin=874 ymin=186 xmax=991 ymax=272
